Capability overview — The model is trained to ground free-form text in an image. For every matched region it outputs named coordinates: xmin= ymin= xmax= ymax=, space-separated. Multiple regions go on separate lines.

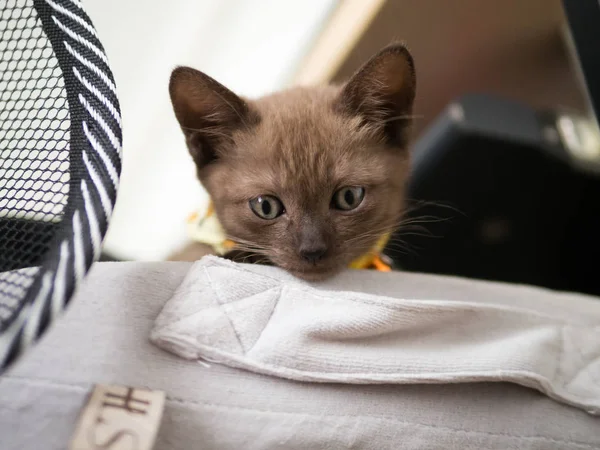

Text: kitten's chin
xmin=290 ymin=270 xmax=334 ymax=282
xmin=283 ymin=263 xmax=344 ymax=282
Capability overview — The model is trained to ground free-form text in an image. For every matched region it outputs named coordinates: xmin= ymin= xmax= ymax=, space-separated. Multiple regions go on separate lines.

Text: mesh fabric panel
xmin=0 ymin=1 xmax=70 ymax=329
xmin=0 ymin=0 xmax=122 ymax=372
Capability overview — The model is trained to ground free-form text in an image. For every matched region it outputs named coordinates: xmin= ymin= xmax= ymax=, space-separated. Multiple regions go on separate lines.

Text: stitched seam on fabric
xmin=204 ymin=257 xmax=287 ymax=284
xmin=172 ymin=259 xmax=600 ymax=401
xmin=587 ymin=328 xmax=600 ymax=386
xmin=203 ymin=257 xmax=600 ymax=324
xmin=246 ymin=285 xmax=283 ymax=354
xmin=153 ymin=267 xmax=218 ymax=331
xmin=185 ymin=343 xmax=600 ymax=404
xmin=3 ymin=375 xmax=598 ymax=449
xmin=203 ymin=265 xmax=245 ymax=353
xmin=2 ymin=375 xmax=89 ymax=390
xmin=554 ymin=325 xmax=565 ymax=385
xmin=184 ymin=259 xmax=281 ymax=301
xmin=558 ymin=326 xmax=600 ymax=390
xmin=204 ymin=257 xmax=579 ymax=326
xmin=572 ymin=326 xmax=600 ymax=387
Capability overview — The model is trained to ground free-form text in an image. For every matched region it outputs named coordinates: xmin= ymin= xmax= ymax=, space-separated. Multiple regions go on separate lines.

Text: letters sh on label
xmin=69 ymin=384 xmax=166 ymax=450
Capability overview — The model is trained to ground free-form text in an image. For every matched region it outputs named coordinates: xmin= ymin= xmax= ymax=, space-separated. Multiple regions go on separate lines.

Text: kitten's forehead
xmin=252 ymin=85 xmax=356 ymax=151
xmin=233 ymin=86 xmax=384 ymax=194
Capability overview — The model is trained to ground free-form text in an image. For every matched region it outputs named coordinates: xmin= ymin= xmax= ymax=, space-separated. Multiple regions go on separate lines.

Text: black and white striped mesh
xmin=0 ymin=0 xmax=121 ymax=372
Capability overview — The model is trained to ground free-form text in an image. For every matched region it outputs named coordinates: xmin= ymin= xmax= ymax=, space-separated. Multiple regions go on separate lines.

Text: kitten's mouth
xmin=225 ymin=250 xmax=340 ymax=280
xmin=278 ymin=260 xmax=344 ymax=281
xmin=290 ymin=268 xmax=336 ymax=281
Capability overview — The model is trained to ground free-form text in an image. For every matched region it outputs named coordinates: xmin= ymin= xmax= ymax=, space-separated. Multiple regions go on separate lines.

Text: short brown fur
xmin=169 ymin=44 xmax=416 ymax=280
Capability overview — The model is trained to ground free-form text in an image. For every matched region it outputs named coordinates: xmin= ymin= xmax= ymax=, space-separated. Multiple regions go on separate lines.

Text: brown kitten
xmin=169 ymin=43 xmax=416 ymax=280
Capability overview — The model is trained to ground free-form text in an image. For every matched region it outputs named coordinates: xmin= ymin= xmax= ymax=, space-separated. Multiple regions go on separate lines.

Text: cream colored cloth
xmin=4 ymin=261 xmax=600 ymax=449
xmin=151 ymin=256 xmax=600 ymax=416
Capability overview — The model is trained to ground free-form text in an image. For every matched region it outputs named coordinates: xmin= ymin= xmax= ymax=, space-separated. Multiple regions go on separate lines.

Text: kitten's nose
xmin=298 ymin=220 xmax=328 ymax=263
xmin=299 ymin=245 xmax=327 ymax=264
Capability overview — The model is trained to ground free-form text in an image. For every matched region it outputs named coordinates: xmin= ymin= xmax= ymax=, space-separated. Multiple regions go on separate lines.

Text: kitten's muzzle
xmin=299 ymin=246 xmax=328 ymax=264
xmin=297 ymin=219 xmax=329 ymax=264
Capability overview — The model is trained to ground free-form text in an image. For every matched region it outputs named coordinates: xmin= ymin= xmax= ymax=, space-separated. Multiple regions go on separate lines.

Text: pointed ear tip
xmin=376 ymin=43 xmax=416 ymax=89
xmin=379 ymin=43 xmax=414 ymax=66
xmin=169 ymin=67 xmax=212 ymax=104
xmin=170 ymin=66 xmax=197 ymax=85
xmin=169 ymin=67 xmax=189 ymax=95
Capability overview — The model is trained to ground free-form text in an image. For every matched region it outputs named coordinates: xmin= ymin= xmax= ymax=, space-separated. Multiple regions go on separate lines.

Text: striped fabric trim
xmin=0 ymin=0 xmax=122 ymax=372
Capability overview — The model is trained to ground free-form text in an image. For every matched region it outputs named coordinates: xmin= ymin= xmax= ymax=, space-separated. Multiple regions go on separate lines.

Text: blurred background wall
xmin=87 ymin=0 xmax=587 ymax=261
xmin=331 ymin=0 xmax=586 ymax=139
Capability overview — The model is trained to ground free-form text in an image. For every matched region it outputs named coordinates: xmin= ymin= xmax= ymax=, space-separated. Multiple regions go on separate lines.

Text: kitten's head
xmin=170 ymin=44 xmax=416 ymax=280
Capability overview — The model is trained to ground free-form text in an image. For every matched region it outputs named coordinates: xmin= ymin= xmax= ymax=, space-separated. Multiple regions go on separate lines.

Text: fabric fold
xmin=151 ymin=256 xmax=600 ymax=415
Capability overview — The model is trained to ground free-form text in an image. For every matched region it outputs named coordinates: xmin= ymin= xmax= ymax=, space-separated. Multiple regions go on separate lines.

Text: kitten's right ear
xmin=169 ymin=67 xmax=256 ymax=168
xmin=337 ymin=43 xmax=416 ymax=147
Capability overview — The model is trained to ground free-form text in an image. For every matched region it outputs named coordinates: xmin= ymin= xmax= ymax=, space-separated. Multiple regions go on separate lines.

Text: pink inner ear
xmin=364 ymin=48 xmax=415 ymax=108
xmin=338 ymin=44 xmax=416 ymax=122
xmin=169 ymin=67 xmax=251 ymax=132
xmin=372 ymin=58 xmax=412 ymax=97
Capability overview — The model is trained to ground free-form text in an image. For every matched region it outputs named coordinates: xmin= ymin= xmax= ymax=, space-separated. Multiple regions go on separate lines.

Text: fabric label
xmin=69 ymin=384 xmax=165 ymax=450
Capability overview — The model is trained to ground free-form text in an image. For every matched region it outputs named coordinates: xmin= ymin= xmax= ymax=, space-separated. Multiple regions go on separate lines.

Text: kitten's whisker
xmin=344 ymin=231 xmax=394 ymax=245
xmin=395 ymin=230 xmax=442 ymax=239
xmin=254 ymin=257 xmax=271 ymax=265
xmin=395 ymin=224 xmax=436 ymax=236
xmin=344 ymin=230 xmax=398 ymax=246
xmin=343 ymin=210 xmax=452 ymax=248
xmin=344 ymin=220 xmax=404 ymax=243
xmin=380 ymin=114 xmax=424 ymax=124
xmin=386 ymin=239 xmax=423 ymax=251
xmin=384 ymin=246 xmax=419 ymax=258
xmin=402 ymin=200 xmax=465 ymax=217
xmin=383 ymin=240 xmax=421 ymax=257
xmin=398 ymin=215 xmax=452 ymax=225
xmin=233 ymin=247 xmax=267 ymax=255
xmin=225 ymin=235 xmax=270 ymax=252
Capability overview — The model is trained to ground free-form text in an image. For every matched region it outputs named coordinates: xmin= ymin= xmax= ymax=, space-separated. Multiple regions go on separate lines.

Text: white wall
xmin=83 ymin=0 xmax=337 ymax=260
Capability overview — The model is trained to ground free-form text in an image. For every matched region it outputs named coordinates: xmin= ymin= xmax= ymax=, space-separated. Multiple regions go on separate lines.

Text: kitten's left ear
xmin=337 ymin=43 xmax=416 ymax=147
xmin=169 ymin=67 xmax=257 ymax=168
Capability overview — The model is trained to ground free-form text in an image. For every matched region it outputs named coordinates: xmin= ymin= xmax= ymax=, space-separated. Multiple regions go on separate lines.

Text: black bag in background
xmin=388 ymin=93 xmax=600 ymax=296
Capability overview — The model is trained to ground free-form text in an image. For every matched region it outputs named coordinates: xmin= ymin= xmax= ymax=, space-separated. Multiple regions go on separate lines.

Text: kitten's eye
xmin=332 ymin=186 xmax=365 ymax=211
xmin=249 ymin=195 xmax=284 ymax=220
